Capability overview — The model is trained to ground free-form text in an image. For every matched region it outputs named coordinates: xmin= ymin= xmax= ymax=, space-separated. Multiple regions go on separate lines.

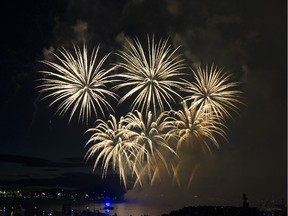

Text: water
xmin=0 ymin=199 xmax=177 ymax=216
xmin=83 ymin=202 xmax=173 ymax=216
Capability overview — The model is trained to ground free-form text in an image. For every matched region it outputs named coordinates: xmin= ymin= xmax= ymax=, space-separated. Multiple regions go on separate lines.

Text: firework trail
xmin=182 ymin=65 xmax=242 ymax=120
xmin=85 ymin=115 xmax=145 ymax=188
xmin=124 ymin=110 xmax=177 ymax=187
xmin=85 ymin=111 xmax=178 ymax=188
xmin=115 ymin=36 xmax=186 ymax=116
xmin=38 ymin=44 xmax=118 ymax=124
xmin=170 ymin=101 xmax=226 ymax=152
xmin=167 ymin=101 xmax=226 ymax=188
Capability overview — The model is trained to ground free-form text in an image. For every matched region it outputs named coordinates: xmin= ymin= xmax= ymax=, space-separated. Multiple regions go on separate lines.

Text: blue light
xmin=105 ymin=202 xmax=110 ymax=207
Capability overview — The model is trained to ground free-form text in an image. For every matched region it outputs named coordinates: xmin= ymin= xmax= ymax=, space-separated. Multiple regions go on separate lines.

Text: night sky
xmin=0 ymin=0 xmax=286 ymax=207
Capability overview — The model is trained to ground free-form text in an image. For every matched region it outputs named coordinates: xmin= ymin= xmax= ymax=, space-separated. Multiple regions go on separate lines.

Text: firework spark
xmin=86 ymin=111 xmax=177 ymax=188
xmin=38 ymin=44 xmax=118 ymax=123
xmin=85 ymin=115 xmax=145 ymax=188
xmin=167 ymin=101 xmax=226 ymax=188
xmin=183 ymin=65 xmax=242 ymax=119
xmin=170 ymin=101 xmax=226 ymax=153
xmin=115 ymin=36 xmax=186 ymax=116
xmin=37 ymin=39 xmax=244 ymax=190
xmin=124 ymin=110 xmax=177 ymax=187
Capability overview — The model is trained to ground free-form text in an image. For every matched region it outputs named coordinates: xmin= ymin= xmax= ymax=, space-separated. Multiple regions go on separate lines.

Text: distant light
xmin=105 ymin=202 xmax=110 ymax=207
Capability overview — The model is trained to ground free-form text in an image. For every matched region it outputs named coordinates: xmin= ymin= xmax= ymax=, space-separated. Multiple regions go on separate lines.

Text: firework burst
xmin=167 ymin=101 xmax=227 ymax=188
xmin=38 ymin=44 xmax=118 ymax=124
xmin=124 ymin=110 xmax=177 ymax=187
xmin=38 ymin=38 xmax=244 ymax=190
xmin=85 ymin=115 xmax=145 ymax=188
xmin=170 ymin=101 xmax=226 ymax=153
xmin=183 ymin=65 xmax=242 ymax=119
xmin=115 ymin=36 xmax=186 ymax=116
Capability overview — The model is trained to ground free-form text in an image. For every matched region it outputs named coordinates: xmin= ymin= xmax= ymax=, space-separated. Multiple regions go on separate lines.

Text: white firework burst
xmin=183 ymin=65 xmax=242 ymax=119
xmin=124 ymin=110 xmax=177 ymax=187
xmin=115 ymin=36 xmax=186 ymax=116
xmin=38 ymin=44 xmax=118 ymax=123
xmin=170 ymin=101 xmax=226 ymax=152
xmin=167 ymin=101 xmax=226 ymax=188
xmin=85 ymin=115 xmax=144 ymax=188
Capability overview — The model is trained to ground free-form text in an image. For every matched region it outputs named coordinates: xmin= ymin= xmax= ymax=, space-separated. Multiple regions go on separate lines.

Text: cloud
xmin=40 ymin=168 xmax=59 ymax=172
xmin=42 ymin=46 xmax=55 ymax=60
xmin=17 ymin=175 xmax=31 ymax=178
xmin=207 ymin=15 xmax=242 ymax=24
xmin=0 ymin=154 xmax=87 ymax=168
xmin=166 ymin=0 xmax=180 ymax=15
xmin=72 ymin=19 xmax=88 ymax=33
xmin=0 ymin=172 xmax=125 ymax=196
xmin=64 ymin=157 xmax=85 ymax=163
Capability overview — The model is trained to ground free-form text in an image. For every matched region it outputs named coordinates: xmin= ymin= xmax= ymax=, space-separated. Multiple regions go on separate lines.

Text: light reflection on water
xmin=71 ymin=202 xmax=173 ymax=216
xmin=0 ymin=201 xmax=175 ymax=216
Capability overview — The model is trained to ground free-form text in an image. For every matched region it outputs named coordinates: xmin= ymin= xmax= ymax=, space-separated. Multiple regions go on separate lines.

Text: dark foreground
xmin=1 ymin=206 xmax=287 ymax=216
xmin=162 ymin=206 xmax=287 ymax=216
xmin=0 ymin=198 xmax=287 ymax=216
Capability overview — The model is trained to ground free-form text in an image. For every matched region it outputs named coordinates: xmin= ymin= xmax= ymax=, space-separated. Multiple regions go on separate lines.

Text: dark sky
xmin=0 ymin=0 xmax=286 ymax=207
